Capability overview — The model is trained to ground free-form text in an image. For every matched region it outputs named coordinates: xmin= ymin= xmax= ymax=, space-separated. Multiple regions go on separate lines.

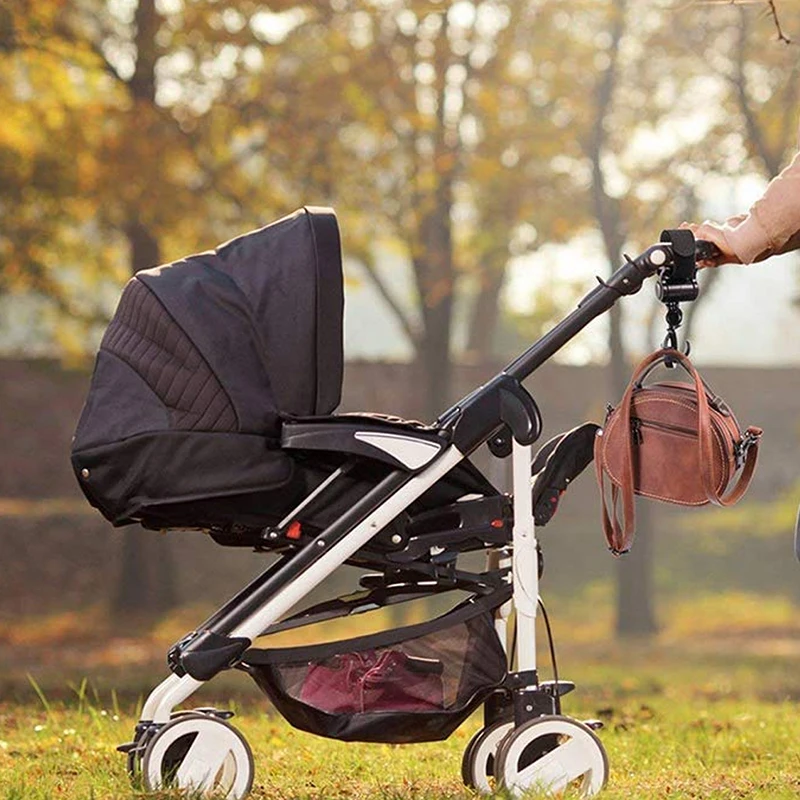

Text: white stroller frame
xmin=123 ymin=236 xmax=692 ymax=798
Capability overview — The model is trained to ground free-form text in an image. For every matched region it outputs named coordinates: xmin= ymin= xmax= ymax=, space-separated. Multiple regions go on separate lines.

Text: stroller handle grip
xmin=694 ymin=239 xmax=723 ymax=263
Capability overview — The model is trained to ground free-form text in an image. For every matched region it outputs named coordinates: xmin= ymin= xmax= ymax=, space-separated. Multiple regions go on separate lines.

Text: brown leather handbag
xmin=594 ymin=348 xmax=762 ymax=555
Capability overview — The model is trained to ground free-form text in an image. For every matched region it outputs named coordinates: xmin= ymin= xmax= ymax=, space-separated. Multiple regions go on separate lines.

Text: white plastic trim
xmin=353 ymin=432 xmax=442 ymax=469
xmin=142 ymin=674 xmax=204 ymax=723
xmin=502 ymin=718 xmax=607 ymax=797
xmin=143 ymin=716 xmax=252 ymax=798
xmin=512 ymin=440 xmax=538 ymax=674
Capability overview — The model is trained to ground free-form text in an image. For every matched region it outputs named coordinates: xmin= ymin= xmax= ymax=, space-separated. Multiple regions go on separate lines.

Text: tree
xmin=231 ymin=0 xmax=596 ymax=419
xmin=588 ymin=0 xmax=799 ymax=635
xmin=519 ymin=0 xmax=798 ymax=636
xmin=6 ymin=0 xmax=795 ymax=625
xmin=2 ymin=0 xmax=295 ymax=617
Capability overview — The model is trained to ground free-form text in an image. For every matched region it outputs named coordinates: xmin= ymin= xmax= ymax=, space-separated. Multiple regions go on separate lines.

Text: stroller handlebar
xmin=439 ymin=232 xmax=705 ymax=451
xmin=505 ymin=236 xmax=688 ymax=383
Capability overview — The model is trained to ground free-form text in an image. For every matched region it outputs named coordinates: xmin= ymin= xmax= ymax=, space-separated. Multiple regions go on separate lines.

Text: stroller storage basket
xmin=241 ymin=591 xmax=509 ymax=743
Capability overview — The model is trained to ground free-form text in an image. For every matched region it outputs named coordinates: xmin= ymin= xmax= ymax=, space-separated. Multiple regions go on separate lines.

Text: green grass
xmin=5 ymin=646 xmax=800 ymax=800
xmin=5 ymin=590 xmax=800 ymax=799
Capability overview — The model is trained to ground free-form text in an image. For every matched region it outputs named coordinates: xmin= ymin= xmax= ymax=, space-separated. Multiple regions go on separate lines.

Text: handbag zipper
xmin=631 ymin=415 xmax=741 ymax=473
xmin=630 ymin=416 xmax=697 ymax=444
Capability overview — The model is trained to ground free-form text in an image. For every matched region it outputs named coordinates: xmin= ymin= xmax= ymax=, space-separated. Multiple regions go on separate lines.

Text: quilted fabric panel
xmin=102 ymin=278 xmax=237 ymax=432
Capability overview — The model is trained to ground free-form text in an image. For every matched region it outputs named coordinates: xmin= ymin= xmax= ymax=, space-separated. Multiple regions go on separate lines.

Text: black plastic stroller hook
xmin=657 ymin=229 xmax=700 ymax=368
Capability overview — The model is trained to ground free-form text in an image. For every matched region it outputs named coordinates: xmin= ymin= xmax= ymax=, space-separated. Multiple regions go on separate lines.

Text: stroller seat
xmin=71 ymin=208 xmax=510 ymax=553
xmin=72 ymin=206 xmax=344 ymax=531
xmin=71 ymin=204 xmax=595 ymax=564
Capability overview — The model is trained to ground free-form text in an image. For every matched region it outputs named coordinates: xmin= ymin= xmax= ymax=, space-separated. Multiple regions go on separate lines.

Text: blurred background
xmin=1 ymin=0 xmax=799 ymax=698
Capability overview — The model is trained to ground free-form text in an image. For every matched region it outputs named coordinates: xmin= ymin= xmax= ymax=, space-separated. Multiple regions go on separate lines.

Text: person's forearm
xmin=725 ymin=151 xmax=800 ymax=263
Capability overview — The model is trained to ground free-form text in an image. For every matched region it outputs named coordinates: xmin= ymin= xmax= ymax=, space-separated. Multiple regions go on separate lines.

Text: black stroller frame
xmin=81 ymin=212 xmax=704 ymax=798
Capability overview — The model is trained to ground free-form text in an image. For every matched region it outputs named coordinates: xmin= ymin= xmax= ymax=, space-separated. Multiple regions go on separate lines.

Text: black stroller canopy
xmin=72 ymin=207 xmax=344 ymax=526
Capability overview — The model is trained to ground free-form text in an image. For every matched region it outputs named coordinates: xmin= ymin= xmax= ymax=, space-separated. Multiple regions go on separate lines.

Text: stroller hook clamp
xmin=656 ymin=228 xmax=699 ymax=304
xmin=654 ymin=228 xmax=700 ymax=366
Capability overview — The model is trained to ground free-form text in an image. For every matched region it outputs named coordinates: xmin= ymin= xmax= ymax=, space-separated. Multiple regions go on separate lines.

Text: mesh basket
xmin=241 ymin=593 xmax=509 ymax=743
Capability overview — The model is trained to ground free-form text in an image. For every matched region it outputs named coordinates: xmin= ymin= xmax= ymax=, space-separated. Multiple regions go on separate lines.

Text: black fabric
xmin=102 ymin=279 xmax=236 ymax=432
xmin=306 ymin=208 xmax=344 ymax=414
xmin=72 ymin=203 xmax=499 ymax=535
xmin=242 ymin=592 xmax=509 ymax=743
xmin=73 ymin=351 xmax=170 ymax=451
xmin=210 ymin=206 xmax=343 ymax=417
xmin=532 ymin=423 xmax=600 ymax=527
xmin=136 ymin=260 xmax=278 ymax=434
xmin=73 ymin=430 xmax=297 ymax=526
xmin=72 ymin=207 xmax=344 ymax=528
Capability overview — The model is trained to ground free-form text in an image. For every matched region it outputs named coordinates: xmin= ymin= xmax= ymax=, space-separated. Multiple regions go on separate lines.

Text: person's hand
xmin=679 ymin=220 xmax=743 ymax=268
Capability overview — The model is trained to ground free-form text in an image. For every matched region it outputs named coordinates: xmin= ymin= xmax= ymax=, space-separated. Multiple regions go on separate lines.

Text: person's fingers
xmin=678 ymin=220 xmax=739 ymax=268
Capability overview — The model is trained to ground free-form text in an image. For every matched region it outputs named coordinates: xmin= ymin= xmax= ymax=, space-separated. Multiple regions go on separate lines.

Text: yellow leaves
xmin=551 ymin=215 xmax=575 ymax=240
xmin=0 ymin=107 xmax=34 ymax=156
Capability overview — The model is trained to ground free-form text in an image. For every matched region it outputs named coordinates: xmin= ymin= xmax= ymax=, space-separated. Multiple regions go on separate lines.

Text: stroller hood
xmin=72 ymin=207 xmax=344 ymax=526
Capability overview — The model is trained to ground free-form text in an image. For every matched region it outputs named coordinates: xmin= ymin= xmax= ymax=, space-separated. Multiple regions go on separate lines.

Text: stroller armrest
xmin=281 ymin=415 xmax=448 ymax=472
xmin=532 ymin=422 xmax=600 ymax=526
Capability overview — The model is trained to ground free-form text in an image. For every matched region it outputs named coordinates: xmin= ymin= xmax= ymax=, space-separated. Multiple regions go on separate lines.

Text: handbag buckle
xmin=734 ymin=429 xmax=761 ymax=469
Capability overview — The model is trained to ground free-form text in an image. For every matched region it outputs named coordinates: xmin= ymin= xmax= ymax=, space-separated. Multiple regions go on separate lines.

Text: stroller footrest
xmin=539 ymin=680 xmax=576 ymax=697
xmin=168 ymin=630 xmax=251 ymax=681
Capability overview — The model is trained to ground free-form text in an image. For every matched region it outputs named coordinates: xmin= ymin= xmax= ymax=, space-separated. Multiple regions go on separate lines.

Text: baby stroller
xmin=72 ymin=207 xmax=702 ymax=798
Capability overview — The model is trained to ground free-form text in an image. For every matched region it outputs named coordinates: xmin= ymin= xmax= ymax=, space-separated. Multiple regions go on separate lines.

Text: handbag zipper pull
xmin=631 ymin=418 xmax=643 ymax=444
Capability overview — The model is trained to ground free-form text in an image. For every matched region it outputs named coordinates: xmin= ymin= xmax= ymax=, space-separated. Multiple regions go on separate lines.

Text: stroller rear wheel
xmin=461 ymin=720 xmax=514 ymax=794
xmin=140 ymin=712 xmax=254 ymax=799
xmin=495 ymin=715 xmax=608 ymax=798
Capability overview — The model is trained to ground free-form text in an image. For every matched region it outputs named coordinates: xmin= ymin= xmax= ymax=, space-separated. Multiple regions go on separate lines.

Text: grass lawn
xmin=3 ymin=592 xmax=800 ymax=799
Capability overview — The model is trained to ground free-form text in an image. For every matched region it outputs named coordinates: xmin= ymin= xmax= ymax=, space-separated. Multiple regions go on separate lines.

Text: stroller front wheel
xmin=461 ymin=719 xmax=514 ymax=794
xmin=495 ymin=715 xmax=608 ymax=798
xmin=140 ymin=711 xmax=254 ymax=799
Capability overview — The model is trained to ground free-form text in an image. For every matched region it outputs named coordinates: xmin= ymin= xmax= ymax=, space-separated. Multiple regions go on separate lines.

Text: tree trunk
xmin=418 ymin=296 xmax=454 ymax=421
xmin=113 ymin=530 xmax=178 ymax=617
xmin=608 ymin=290 xmax=657 ymax=637
xmin=588 ymin=0 xmax=657 ymax=638
xmin=125 ymin=219 xmax=159 ymax=274
xmin=112 ymin=151 xmax=178 ymax=619
xmin=614 ymin=500 xmax=657 ymax=637
xmin=465 ymin=261 xmax=505 ymax=363
xmin=414 ymin=168 xmax=455 ymax=421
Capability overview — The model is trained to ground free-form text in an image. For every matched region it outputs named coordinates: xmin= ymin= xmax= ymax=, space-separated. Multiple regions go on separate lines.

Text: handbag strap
xmin=596 ymin=349 xmax=669 ymax=555
xmin=594 ymin=431 xmax=631 ymax=555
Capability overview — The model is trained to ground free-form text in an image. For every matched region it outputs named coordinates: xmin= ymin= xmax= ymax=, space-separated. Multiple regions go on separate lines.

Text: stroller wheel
xmin=461 ymin=720 xmax=514 ymax=794
xmin=141 ymin=711 xmax=254 ymax=799
xmin=495 ymin=715 xmax=608 ymax=798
